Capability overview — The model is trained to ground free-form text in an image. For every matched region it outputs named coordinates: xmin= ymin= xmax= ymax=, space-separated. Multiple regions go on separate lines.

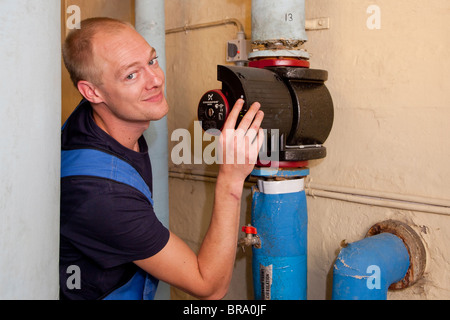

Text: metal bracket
xmin=305 ymin=17 xmax=330 ymax=31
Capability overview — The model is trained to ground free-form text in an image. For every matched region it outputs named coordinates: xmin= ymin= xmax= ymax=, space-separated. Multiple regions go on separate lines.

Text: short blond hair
xmin=62 ymin=17 xmax=132 ymax=87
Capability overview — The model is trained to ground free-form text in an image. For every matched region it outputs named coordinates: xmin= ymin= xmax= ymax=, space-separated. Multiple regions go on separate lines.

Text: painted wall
xmin=0 ymin=0 xmax=61 ymax=299
xmin=166 ymin=0 xmax=450 ymax=299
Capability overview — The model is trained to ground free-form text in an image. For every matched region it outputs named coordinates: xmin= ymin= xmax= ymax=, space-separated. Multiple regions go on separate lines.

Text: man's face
xmin=92 ymin=26 xmax=168 ymax=123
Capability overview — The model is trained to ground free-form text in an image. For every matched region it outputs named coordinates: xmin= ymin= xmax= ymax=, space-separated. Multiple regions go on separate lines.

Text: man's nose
xmin=143 ymin=66 xmax=163 ymax=89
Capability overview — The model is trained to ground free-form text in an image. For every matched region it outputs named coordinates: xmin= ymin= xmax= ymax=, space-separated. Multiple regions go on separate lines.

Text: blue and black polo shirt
xmin=60 ymin=99 xmax=170 ymax=300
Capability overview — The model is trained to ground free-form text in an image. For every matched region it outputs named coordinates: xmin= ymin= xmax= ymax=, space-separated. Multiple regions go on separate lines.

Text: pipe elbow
xmin=332 ymin=233 xmax=410 ymax=300
xmin=332 ymin=220 xmax=427 ymax=300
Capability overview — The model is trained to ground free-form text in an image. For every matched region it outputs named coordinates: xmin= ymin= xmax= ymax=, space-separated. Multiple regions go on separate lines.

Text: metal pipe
xmin=168 ymin=169 xmax=450 ymax=215
xmin=166 ymin=18 xmax=244 ymax=34
xmin=308 ymin=182 xmax=450 ymax=209
xmin=135 ymin=0 xmax=170 ymax=300
xmin=307 ymin=188 xmax=450 ymax=216
xmin=249 ymin=0 xmax=309 ymax=59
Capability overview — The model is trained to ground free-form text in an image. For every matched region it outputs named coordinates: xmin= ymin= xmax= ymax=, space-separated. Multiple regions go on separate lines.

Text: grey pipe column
xmin=135 ymin=0 xmax=170 ymax=300
xmin=249 ymin=0 xmax=309 ymax=59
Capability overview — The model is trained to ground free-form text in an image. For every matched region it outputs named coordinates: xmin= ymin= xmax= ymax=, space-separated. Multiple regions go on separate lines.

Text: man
xmin=60 ymin=17 xmax=264 ymax=300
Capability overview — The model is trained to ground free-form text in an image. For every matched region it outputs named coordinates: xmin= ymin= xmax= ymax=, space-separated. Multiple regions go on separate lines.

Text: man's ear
xmin=77 ymin=80 xmax=105 ymax=104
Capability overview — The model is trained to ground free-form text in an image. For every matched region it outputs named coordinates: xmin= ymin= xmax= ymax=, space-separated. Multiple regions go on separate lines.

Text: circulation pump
xmin=198 ymin=63 xmax=334 ymax=162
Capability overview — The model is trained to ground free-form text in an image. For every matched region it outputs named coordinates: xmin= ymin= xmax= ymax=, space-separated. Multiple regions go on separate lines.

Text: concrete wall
xmin=0 ymin=0 xmax=61 ymax=299
xmin=166 ymin=0 xmax=450 ymax=299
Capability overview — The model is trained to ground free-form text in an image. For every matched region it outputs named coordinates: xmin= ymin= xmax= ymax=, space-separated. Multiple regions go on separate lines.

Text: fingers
xmin=222 ymin=99 xmax=244 ymax=130
xmin=243 ymin=110 xmax=264 ymax=145
xmin=237 ymin=102 xmax=262 ymax=133
xmin=222 ymin=99 xmax=262 ymax=132
xmin=218 ymin=99 xmax=265 ymax=168
xmin=245 ymin=127 xmax=265 ymax=165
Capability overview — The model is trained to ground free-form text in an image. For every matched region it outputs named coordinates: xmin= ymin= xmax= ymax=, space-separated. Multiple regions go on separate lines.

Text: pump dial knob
xmin=197 ymin=89 xmax=230 ymax=134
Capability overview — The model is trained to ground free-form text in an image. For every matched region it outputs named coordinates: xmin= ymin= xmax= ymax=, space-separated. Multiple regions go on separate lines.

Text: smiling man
xmin=60 ymin=17 xmax=264 ymax=300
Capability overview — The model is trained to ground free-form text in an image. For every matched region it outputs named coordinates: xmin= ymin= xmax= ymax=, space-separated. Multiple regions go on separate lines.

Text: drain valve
xmin=238 ymin=225 xmax=261 ymax=252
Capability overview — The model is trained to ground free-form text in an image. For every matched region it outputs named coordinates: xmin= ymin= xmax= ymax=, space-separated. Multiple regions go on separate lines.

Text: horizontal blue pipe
xmin=332 ymin=233 xmax=410 ymax=300
xmin=251 ymin=189 xmax=308 ymax=300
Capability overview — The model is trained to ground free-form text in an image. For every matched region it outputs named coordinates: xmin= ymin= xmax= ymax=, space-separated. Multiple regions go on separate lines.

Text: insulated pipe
xmin=332 ymin=233 xmax=409 ymax=300
xmin=249 ymin=0 xmax=309 ymax=59
xmin=250 ymin=171 xmax=309 ymax=300
xmin=135 ymin=0 xmax=170 ymax=300
xmin=332 ymin=220 xmax=426 ymax=300
xmin=0 ymin=0 xmax=61 ymax=299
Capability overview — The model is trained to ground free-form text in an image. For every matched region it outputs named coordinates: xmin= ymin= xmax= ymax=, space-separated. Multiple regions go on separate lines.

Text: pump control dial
xmin=197 ymin=89 xmax=230 ymax=134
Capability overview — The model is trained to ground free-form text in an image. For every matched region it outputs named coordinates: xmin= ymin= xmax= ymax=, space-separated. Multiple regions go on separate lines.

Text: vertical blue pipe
xmin=332 ymin=233 xmax=410 ymax=300
xmin=135 ymin=0 xmax=170 ymax=300
xmin=251 ymin=185 xmax=308 ymax=300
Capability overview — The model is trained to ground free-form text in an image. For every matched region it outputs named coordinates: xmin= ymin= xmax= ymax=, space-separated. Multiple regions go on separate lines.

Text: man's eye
xmin=126 ymin=73 xmax=137 ymax=80
xmin=149 ymin=56 xmax=159 ymax=66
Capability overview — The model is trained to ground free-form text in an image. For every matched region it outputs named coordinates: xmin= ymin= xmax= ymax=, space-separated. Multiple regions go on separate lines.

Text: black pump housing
xmin=198 ymin=65 xmax=334 ymax=161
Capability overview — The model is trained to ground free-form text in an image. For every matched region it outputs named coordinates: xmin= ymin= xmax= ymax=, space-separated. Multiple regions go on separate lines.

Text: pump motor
xmin=198 ymin=65 xmax=334 ymax=162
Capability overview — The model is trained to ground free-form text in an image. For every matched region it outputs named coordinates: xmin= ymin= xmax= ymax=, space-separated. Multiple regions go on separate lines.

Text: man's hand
xmin=218 ymin=99 xmax=265 ymax=182
xmin=134 ymin=99 xmax=264 ymax=300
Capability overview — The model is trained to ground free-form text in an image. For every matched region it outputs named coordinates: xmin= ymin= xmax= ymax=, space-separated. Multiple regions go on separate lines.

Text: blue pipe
xmin=332 ymin=233 xmax=410 ymax=300
xmin=250 ymin=174 xmax=308 ymax=300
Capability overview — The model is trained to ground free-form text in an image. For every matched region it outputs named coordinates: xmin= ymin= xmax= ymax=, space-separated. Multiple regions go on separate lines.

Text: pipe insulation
xmin=332 ymin=233 xmax=410 ymax=300
xmin=135 ymin=0 xmax=170 ymax=300
xmin=332 ymin=220 xmax=426 ymax=300
xmin=251 ymin=179 xmax=308 ymax=300
xmin=249 ymin=0 xmax=309 ymax=59
xmin=0 ymin=0 xmax=61 ymax=299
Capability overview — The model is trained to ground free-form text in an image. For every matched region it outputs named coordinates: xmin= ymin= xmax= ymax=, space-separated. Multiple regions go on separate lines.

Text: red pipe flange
xmin=249 ymin=58 xmax=310 ymax=69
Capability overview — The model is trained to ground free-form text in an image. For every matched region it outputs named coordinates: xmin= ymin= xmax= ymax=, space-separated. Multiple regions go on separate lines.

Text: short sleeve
xmin=61 ymin=177 xmax=170 ymax=269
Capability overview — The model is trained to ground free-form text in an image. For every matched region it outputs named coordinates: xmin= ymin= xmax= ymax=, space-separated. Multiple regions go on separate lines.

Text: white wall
xmin=0 ymin=0 xmax=61 ymax=299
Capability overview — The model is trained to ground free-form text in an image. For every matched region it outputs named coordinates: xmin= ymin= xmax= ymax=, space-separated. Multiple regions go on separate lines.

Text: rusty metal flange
xmin=365 ymin=219 xmax=426 ymax=290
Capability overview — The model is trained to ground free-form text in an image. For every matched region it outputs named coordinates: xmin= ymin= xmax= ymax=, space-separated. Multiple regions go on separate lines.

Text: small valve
xmin=238 ymin=224 xmax=261 ymax=253
xmin=242 ymin=225 xmax=257 ymax=235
